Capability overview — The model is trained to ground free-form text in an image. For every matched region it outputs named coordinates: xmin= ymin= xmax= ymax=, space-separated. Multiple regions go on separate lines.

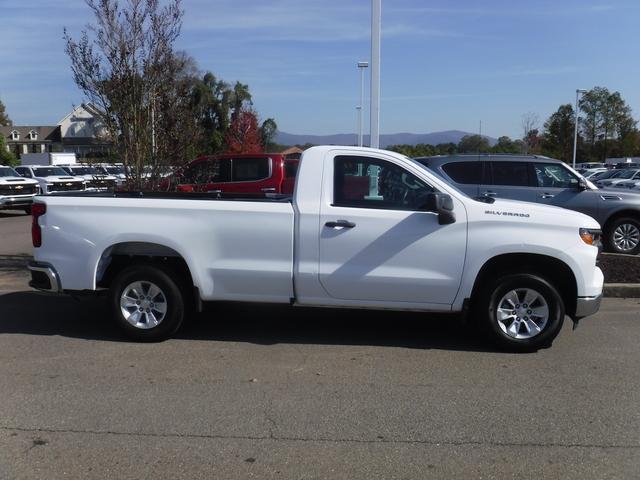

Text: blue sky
xmin=1 ymin=0 xmax=639 ymax=139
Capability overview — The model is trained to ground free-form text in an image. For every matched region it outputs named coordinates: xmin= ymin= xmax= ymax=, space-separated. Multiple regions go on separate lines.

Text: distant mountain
xmin=275 ymin=130 xmax=497 ymax=148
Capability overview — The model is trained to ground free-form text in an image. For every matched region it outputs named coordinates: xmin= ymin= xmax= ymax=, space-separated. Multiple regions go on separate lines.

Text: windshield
xmin=71 ymin=167 xmax=99 ymax=175
xmin=34 ymin=167 xmax=72 ymax=177
xmin=614 ymin=169 xmax=638 ymax=179
xmin=106 ymin=166 xmax=124 ymax=175
xmin=596 ymin=170 xmax=618 ymax=180
xmin=0 ymin=167 xmax=20 ymax=177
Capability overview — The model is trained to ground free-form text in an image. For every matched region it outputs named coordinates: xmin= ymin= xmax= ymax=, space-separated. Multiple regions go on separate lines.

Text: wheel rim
xmin=120 ymin=281 xmax=168 ymax=329
xmin=613 ymin=223 xmax=640 ymax=252
xmin=496 ymin=288 xmax=549 ymax=340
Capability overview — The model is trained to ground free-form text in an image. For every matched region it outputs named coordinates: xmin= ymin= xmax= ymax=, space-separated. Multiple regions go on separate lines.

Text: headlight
xmin=580 ymin=228 xmax=601 ymax=247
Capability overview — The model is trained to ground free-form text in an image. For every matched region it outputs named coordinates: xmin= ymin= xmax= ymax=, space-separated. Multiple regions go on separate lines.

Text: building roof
xmin=280 ymin=146 xmax=304 ymax=155
xmin=57 ymin=103 xmax=103 ymax=125
xmin=0 ymin=125 xmax=61 ymax=143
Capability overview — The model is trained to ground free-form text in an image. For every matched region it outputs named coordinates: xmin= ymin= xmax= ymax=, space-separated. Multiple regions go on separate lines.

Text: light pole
xmin=572 ymin=88 xmax=587 ymax=169
xmin=357 ymin=61 xmax=369 ymax=147
xmin=370 ymin=0 xmax=381 ymax=149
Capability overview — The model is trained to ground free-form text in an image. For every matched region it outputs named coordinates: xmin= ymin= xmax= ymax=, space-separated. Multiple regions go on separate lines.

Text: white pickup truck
xmin=28 ymin=146 xmax=604 ymax=350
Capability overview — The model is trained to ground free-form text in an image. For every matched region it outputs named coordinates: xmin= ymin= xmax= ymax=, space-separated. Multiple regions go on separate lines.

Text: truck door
xmin=318 ymin=154 xmax=466 ymax=305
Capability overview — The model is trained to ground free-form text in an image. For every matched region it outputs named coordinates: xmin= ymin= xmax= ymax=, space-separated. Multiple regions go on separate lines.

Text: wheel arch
xmin=603 ymin=209 xmax=640 ymax=231
xmin=95 ymin=241 xmax=200 ymax=310
xmin=470 ymin=253 xmax=578 ymax=318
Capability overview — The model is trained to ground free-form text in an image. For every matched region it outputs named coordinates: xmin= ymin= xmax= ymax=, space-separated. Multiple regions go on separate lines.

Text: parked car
xmin=595 ymin=169 xmax=640 ymax=188
xmin=14 ymin=165 xmax=86 ymax=195
xmin=94 ymin=164 xmax=127 ymax=187
xmin=576 ymin=162 xmax=606 ymax=170
xmin=582 ymin=168 xmax=609 ymax=179
xmin=28 ymin=146 xmax=603 ymax=351
xmin=415 ymin=154 xmax=640 ymax=255
xmin=0 ymin=165 xmax=40 ymax=213
xmin=59 ymin=165 xmax=117 ymax=192
xmin=164 ymin=154 xmax=299 ymax=195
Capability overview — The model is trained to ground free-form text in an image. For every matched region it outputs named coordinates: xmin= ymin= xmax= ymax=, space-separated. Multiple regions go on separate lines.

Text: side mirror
xmin=423 ymin=192 xmax=456 ymax=225
xmin=577 ymin=177 xmax=588 ymax=191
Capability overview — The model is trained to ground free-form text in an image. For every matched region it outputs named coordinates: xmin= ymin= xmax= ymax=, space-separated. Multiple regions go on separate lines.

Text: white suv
xmin=15 ymin=165 xmax=86 ymax=195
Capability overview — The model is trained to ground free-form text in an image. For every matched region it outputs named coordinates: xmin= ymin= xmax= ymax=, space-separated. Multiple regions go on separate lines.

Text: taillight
xmin=31 ymin=202 xmax=46 ymax=248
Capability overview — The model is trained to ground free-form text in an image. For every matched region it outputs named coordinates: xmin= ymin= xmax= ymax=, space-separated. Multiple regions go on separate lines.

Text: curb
xmin=604 ymin=283 xmax=640 ymax=298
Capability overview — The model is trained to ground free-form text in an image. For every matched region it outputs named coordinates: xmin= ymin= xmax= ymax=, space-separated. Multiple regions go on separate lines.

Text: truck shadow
xmin=0 ymin=291 xmax=497 ymax=352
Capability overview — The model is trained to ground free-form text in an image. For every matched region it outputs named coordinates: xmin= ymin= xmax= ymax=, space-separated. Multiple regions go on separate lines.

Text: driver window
xmin=334 ymin=155 xmax=434 ymax=210
xmin=533 ymin=163 xmax=579 ymax=188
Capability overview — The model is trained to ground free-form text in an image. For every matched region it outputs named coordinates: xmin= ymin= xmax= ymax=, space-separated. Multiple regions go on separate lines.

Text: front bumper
xmin=28 ymin=261 xmax=62 ymax=293
xmin=0 ymin=195 xmax=36 ymax=208
xmin=575 ymin=293 xmax=603 ymax=319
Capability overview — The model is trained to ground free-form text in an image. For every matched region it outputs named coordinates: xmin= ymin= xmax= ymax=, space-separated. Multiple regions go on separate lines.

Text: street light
xmin=357 ymin=61 xmax=369 ymax=147
xmin=370 ymin=0 xmax=381 ymax=149
xmin=572 ymin=88 xmax=588 ymax=169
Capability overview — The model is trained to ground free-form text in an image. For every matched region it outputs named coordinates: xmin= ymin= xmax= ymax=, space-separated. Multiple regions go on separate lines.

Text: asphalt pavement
xmin=0 ymin=210 xmax=639 ymax=479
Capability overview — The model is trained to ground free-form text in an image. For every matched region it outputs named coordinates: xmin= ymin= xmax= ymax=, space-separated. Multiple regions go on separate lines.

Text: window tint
xmin=183 ymin=159 xmax=231 ymax=184
xmin=334 ymin=156 xmax=434 ymax=210
xmin=489 ymin=162 xmax=531 ymax=186
xmin=232 ymin=157 xmax=270 ymax=181
xmin=533 ymin=163 xmax=580 ymax=188
xmin=16 ymin=168 xmax=31 ymax=178
xmin=0 ymin=167 xmax=19 ymax=177
xmin=442 ymin=161 xmax=483 ymax=184
xmin=34 ymin=167 xmax=69 ymax=177
xmin=284 ymin=161 xmax=298 ymax=178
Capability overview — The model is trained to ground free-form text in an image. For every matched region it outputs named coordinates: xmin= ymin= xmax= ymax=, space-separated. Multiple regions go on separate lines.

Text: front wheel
xmin=476 ymin=274 xmax=565 ymax=352
xmin=606 ymin=217 xmax=640 ymax=255
xmin=110 ymin=264 xmax=185 ymax=342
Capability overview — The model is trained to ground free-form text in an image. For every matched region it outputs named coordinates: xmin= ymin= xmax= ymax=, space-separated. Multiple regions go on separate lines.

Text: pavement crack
xmin=2 ymin=425 xmax=639 ymax=450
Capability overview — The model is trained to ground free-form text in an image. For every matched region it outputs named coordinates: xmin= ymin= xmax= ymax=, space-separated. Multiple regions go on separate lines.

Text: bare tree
xmin=521 ymin=112 xmax=539 ymax=154
xmin=65 ymin=0 xmax=185 ymax=189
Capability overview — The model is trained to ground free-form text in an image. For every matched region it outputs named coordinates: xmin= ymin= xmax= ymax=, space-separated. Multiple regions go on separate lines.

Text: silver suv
xmin=415 ymin=154 xmax=640 ymax=255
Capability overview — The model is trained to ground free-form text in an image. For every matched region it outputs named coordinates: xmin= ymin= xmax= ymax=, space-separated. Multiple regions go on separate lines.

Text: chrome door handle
xmin=261 ymin=187 xmax=276 ymax=192
xmin=483 ymin=191 xmax=497 ymax=197
xmin=325 ymin=220 xmax=356 ymax=229
xmin=540 ymin=193 xmax=555 ymax=199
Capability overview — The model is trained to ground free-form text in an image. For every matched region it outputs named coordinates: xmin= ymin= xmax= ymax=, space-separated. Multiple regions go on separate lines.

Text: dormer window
xmin=29 ymin=130 xmax=38 ymax=140
xmin=10 ymin=130 xmax=19 ymax=141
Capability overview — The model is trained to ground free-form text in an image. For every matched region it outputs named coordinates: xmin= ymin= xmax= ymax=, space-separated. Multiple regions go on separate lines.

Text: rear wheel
xmin=110 ymin=265 xmax=185 ymax=341
xmin=476 ymin=273 xmax=565 ymax=352
xmin=606 ymin=217 xmax=640 ymax=255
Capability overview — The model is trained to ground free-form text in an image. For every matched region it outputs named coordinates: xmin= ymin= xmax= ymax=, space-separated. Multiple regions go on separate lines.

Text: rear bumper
xmin=574 ymin=293 xmax=603 ymax=319
xmin=27 ymin=261 xmax=62 ymax=293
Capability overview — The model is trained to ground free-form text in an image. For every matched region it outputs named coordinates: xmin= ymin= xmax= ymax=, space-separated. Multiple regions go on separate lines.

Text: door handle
xmin=483 ymin=191 xmax=497 ymax=197
xmin=261 ymin=187 xmax=276 ymax=192
xmin=540 ymin=193 xmax=555 ymax=199
xmin=325 ymin=220 xmax=356 ymax=229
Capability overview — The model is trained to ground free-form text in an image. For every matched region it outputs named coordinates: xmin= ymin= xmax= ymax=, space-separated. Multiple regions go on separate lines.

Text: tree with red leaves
xmin=225 ymin=108 xmax=264 ymax=154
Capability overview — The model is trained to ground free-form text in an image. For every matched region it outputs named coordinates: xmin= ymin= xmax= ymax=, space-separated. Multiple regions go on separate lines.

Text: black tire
xmin=110 ymin=264 xmax=185 ymax=342
xmin=605 ymin=217 xmax=640 ymax=255
xmin=476 ymin=273 xmax=565 ymax=352
xmin=24 ymin=206 xmax=31 ymax=215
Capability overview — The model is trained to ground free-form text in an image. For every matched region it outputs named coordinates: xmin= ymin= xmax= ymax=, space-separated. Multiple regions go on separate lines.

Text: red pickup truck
xmin=165 ymin=154 xmax=299 ymax=195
